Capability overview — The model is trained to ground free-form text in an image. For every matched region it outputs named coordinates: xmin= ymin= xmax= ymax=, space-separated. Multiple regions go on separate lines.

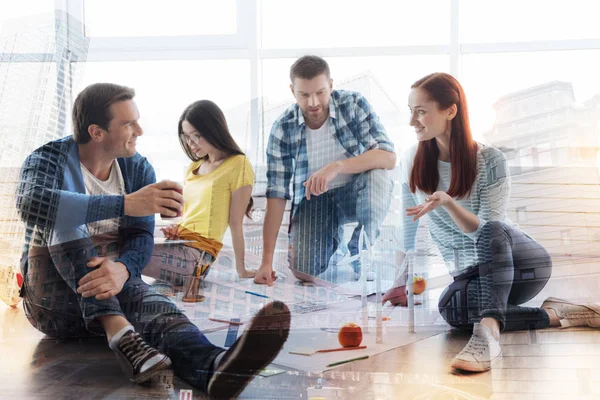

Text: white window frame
xmin=3 ymin=0 xmax=600 ymax=154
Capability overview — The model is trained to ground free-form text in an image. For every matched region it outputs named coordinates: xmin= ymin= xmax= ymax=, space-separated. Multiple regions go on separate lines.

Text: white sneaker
xmin=451 ymin=323 xmax=502 ymax=372
xmin=541 ymin=297 xmax=600 ymax=328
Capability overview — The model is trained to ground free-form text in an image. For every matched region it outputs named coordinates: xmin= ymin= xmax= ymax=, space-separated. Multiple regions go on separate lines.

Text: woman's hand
xmin=160 ymin=224 xmax=179 ymax=240
xmin=405 ymin=191 xmax=453 ymax=221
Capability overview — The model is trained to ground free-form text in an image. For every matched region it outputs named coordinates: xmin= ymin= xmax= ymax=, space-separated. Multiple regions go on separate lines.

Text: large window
xmin=0 ymin=1 xmax=55 ymax=53
xmin=461 ymin=50 xmax=600 ymax=137
xmin=459 ymin=0 xmax=600 ymax=43
xmin=83 ymin=0 xmax=237 ymax=37
xmin=261 ymin=0 xmax=450 ymax=48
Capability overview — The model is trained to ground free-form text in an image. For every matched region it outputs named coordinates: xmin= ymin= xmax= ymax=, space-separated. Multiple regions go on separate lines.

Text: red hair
xmin=409 ymin=72 xmax=478 ymax=199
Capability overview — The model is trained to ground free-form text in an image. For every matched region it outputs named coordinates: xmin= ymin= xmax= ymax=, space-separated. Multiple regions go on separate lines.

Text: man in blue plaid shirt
xmin=255 ymin=55 xmax=396 ymax=286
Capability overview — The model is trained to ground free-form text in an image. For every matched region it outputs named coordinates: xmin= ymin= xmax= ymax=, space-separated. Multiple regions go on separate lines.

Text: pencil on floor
xmin=326 ymin=355 xmax=369 ymax=368
xmin=289 ymin=346 xmax=367 ymax=356
xmin=209 ymin=318 xmax=243 ymax=326
xmin=245 ymin=290 xmax=269 ymax=299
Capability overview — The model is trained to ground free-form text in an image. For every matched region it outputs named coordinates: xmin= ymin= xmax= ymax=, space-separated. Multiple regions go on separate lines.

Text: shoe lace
xmin=459 ymin=334 xmax=488 ymax=357
xmin=120 ymin=333 xmax=158 ymax=372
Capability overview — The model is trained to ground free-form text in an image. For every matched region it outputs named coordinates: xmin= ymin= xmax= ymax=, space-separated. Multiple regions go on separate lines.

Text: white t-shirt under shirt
xmin=305 ymin=119 xmax=352 ymax=190
xmin=80 ymin=160 xmax=125 ymax=237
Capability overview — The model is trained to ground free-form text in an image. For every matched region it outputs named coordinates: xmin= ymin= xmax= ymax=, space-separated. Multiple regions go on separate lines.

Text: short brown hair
xmin=289 ymin=55 xmax=330 ymax=83
xmin=72 ymin=83 xmax=135 ymax=144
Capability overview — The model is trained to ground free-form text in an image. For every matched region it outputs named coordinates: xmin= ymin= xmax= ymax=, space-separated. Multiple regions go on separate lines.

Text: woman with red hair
xmin=383 ymin=72 xmax=599 ymax=373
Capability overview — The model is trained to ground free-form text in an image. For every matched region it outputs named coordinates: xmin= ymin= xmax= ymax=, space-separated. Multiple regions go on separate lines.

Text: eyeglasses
xmin=182 ymin=134 xmax=202 ymax=145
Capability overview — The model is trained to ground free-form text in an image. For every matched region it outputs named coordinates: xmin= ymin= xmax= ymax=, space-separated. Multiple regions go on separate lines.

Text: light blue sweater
xmin=400 ymin=144 xmax=511 ymax=275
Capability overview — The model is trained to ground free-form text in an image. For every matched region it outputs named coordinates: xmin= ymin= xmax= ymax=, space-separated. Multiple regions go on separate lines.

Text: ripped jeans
xmin=438 ymin=221 xmax=553 ymax=332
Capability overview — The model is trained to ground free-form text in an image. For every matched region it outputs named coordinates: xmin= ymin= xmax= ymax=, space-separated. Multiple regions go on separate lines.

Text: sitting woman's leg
xmin=144 ymin=242 xmax=207 ymax=288
xmin=438 ymin=221 xmax=553 ymax=371
xmin=439 ymin=221 xmax=552 ymax=331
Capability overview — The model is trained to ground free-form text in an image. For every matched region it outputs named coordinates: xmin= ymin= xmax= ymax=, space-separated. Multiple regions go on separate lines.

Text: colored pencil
xmin=245 ymin=290 xmax=269 ymax=299
xmin=209 ymin=318 xmax=244 ymax=326
xmin=289 ymin=345 xmax=367 ymax=356
xmin=326 ymin=355 xmax=369 ymax=367
xmin=318 ymin=345 xmax=366 ymax=353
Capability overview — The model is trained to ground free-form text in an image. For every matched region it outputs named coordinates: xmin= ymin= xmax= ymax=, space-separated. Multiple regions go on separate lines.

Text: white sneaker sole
xmin=451 ymin=351 xmax=502 ymax=373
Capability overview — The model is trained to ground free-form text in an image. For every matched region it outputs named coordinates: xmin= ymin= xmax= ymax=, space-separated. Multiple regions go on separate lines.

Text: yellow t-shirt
xmin=180 ymin=154 xmax=255 ymax=243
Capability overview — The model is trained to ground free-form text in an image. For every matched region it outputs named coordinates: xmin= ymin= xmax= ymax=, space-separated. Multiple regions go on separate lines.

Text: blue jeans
xmin=438 ymin=221 xmax=553 ymax=332
xmin=288 ymin=169 xmax=393 ymax=283
xmin=22 ymin=234 xmax=223 ymax=392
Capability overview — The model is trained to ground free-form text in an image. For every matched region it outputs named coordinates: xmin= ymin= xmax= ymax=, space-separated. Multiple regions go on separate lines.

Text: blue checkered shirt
xmin=266 ymin=90 xmax=395 ymax=213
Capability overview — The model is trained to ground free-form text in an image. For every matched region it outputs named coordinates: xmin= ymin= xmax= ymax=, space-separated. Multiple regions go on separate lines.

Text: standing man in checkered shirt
xmin=255 ymin=55 xmax=396 ymax=286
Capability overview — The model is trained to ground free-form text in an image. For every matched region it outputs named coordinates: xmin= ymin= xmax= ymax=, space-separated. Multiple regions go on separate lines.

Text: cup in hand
xmin=160 ymin=186 xmax=184 ymax=219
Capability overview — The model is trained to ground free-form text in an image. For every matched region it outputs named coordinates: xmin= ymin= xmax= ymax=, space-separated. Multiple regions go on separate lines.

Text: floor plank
xmin=2 ymin=296 xmax=600 ymax=399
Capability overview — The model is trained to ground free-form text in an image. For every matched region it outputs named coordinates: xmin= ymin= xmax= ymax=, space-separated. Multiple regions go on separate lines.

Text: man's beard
xmin=305 ymin=106 xmax=328 ymax=126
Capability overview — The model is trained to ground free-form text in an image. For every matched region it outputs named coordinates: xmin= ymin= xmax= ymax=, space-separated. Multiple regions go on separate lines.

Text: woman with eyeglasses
xmin=145 ymin=100 xmax=256 ymax=287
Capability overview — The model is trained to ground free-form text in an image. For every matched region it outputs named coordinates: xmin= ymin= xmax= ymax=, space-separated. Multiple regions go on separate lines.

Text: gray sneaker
xmin=110 ymin=330 xmax=172 ymax=384
xmin=541 ymin=297 xmax=600 ymax=328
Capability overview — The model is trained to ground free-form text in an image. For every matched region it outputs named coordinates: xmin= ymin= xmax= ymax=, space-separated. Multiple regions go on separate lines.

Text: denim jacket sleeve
xmin=16 ymin=141 xmax=124 ymax=235
xmin=114 ymin=157 xmax=156 ymax=280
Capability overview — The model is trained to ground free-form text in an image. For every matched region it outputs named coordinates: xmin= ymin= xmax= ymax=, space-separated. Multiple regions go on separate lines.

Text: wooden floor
xmin=1 ymin=301 xmax=600 ymax=400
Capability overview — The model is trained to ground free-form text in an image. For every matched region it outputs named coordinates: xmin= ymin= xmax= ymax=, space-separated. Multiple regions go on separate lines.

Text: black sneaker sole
xmin=208 ymin=301 xmax=291 ymax=398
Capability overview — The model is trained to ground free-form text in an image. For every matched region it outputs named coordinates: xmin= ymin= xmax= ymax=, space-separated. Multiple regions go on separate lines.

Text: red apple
xmin=413 ymin=276 xmax=427 ymax=295
xmin=338 ymin=322 xmax=363 ymax=348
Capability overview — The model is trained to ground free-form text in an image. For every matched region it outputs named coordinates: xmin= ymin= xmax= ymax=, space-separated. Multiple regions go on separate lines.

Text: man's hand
xmin=124 ymin=180 xmax=184 ymax=217
xmin=405 ymin=191 xmax=452 ymax=221
xmin=303 ymin=161 xmax=343 ymax=200
xmin=160 ymin=224 xmax=180 ymax=240
xmin=254 ymin=264 xmax=278 ymax=286
xmin=77 ymin=257 xmax=130 ymax=300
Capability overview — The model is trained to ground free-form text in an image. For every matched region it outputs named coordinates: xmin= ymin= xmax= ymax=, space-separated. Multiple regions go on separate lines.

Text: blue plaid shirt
xmin=266 ymin=90 xmax=395 ymax=214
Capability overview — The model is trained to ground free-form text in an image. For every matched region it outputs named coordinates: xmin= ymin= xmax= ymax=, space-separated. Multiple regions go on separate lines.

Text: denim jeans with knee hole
xmin=438 ymin=221 xmax=552 ymax=332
